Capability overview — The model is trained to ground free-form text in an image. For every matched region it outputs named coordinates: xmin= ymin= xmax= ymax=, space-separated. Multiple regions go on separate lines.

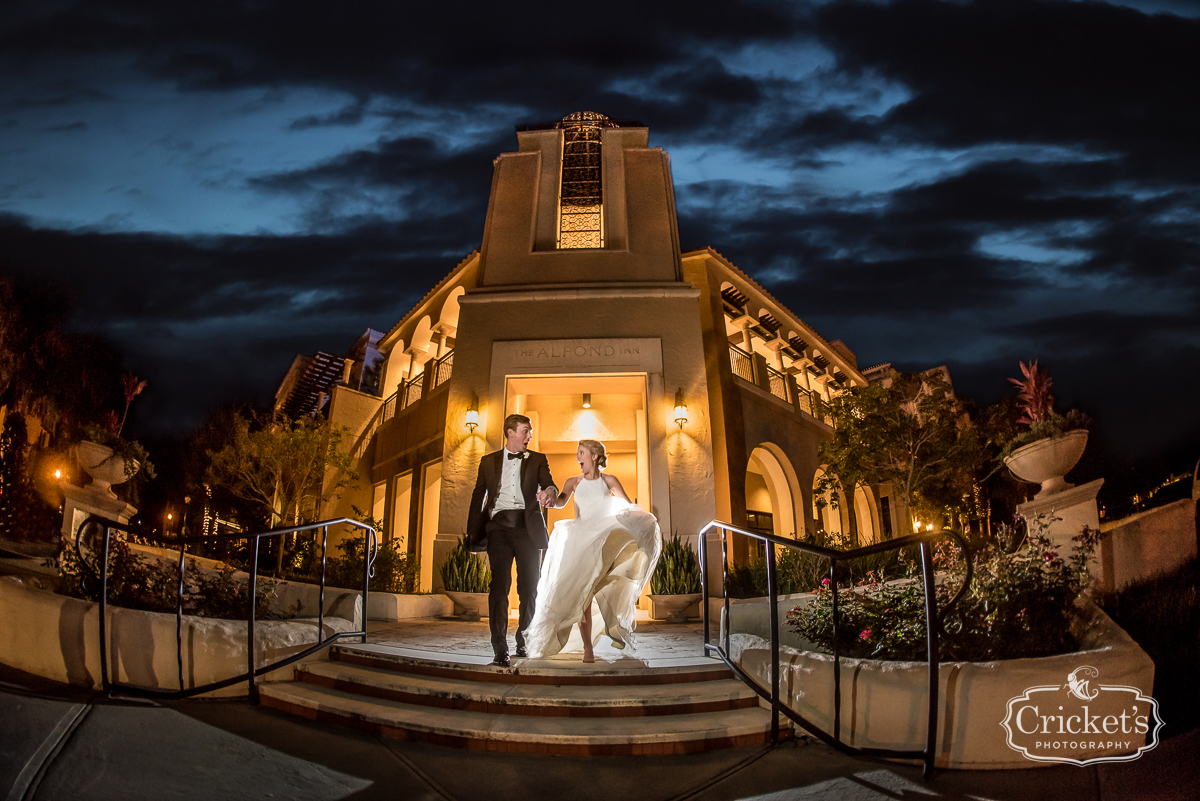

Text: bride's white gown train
xmin=524 ymin=476 xmax=662 ymax=658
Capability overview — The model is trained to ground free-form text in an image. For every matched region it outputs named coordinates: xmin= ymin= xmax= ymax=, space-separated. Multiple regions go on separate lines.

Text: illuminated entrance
xmin=504 ymin=374 xmax=650 ymax=534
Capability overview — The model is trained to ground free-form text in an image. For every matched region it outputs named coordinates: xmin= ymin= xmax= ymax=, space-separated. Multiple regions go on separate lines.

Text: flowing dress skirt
xmin=524 ymin=496 xmax=661 ymax=658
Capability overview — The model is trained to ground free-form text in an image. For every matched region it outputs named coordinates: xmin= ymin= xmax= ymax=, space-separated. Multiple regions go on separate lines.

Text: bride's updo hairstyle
xmin=579 ymin=439 xmax=607 ymax=470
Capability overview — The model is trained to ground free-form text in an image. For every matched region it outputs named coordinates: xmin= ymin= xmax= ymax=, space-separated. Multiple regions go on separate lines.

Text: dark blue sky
xmin=1 ymin=0 xmax=1197 ymax=477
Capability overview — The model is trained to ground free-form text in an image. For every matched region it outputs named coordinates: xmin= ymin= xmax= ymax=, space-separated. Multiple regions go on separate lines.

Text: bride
xmin=523 ymin=439 xmax=662 ymax=662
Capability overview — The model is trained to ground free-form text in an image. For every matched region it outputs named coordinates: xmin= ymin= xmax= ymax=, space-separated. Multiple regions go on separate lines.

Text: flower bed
xmin=727 ymin=596 xmax=1155 ymax=769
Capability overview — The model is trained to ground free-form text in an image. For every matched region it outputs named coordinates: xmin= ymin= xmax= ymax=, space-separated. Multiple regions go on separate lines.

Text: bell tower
xmin=477 ymin=111 xmax=683 ymax=287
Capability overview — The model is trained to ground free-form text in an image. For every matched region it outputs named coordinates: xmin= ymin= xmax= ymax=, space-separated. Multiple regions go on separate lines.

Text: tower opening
xmin=557 ymin=111 xmax=610 ymax=249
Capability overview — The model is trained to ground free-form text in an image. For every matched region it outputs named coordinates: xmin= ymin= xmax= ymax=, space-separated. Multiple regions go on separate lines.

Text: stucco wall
xmin=1098 ymin=498 xmax=1198 ymax=592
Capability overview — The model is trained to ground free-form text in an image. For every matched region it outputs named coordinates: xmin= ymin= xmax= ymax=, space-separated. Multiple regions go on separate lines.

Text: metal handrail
xmin=697 ymin=521 xmax=972 ymax=778
xmin=75 ymin=514 xmax=378 ymax=702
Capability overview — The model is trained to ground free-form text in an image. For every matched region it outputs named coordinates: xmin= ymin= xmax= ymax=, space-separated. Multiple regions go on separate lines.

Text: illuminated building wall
xmin=283 ymin=112 xmax=891 ymax=592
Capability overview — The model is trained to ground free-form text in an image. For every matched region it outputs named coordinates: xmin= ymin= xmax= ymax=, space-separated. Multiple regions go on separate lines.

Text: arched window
xmin=558 ymin=111 xmax=609 ymax=249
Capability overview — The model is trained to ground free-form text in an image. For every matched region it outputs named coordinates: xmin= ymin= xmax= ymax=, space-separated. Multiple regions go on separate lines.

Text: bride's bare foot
xmin=582 ymin=649 xmax=595 ymax=664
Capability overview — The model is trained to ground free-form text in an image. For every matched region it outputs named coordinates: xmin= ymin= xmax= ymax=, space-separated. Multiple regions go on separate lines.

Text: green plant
xmin=327 ymin=535 xmax=419 ymax=594
xmin=82 ymin=373 xmax=157 ymax=481
xmin=650 ymin=532 xmax=702 ymax=595
xmin=440 ymin=536 xmax=491 ymax=593
xmin=1003 ymin=360 xmax=1089 ymax=455
xmin=787 ymin=516 xmax=1103 ymax=661
xmin=727 ymin=531 xmax=916 ymax=599
xmin=58 ymin=537 xmax=289 ymax=620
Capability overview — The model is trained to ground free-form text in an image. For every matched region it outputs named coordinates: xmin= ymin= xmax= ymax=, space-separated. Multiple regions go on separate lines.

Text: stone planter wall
xmin=0 ymin=575 xmax=357 ymax=698
xmin=726 ymin=595 xmax=1155 ymax=769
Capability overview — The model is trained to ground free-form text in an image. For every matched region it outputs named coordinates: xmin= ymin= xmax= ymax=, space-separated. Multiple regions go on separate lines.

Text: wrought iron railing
xmin=433 ymin=350 xmax=454 ymax=388
xmin=401 ymin=372 xmax=424 ymax=409
xmin=729 ymin=344 xmax=754 ymax=383
xmin=765 ymin=364 xmax=789 ymax=402
xmin=795 ymin=387 xmax=813 ymax=416
xmin=75 ymin=515 xmax=377 ymax=702
xmin=382 ymin=391 xmax=397 ymax=422
xmin=697 ymin=521 xmax=971 ymax=778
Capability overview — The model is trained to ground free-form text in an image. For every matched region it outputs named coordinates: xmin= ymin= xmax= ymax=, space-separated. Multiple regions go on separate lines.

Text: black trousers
xmin=486 ymin=523 xmax=541 ymax=658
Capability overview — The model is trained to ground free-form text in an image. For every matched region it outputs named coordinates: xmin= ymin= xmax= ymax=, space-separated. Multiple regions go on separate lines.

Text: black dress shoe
xmin=514 ymin=647 xmax=528 ymax=658
xmin=491 ymin=655 xmax=510 ymax=667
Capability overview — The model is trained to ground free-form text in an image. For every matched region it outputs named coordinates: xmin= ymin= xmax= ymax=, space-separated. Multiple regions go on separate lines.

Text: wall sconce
xmin=465 ymin=393 xmax=479 ymax=433
xmin=582 ymin=393 xmax=591 ymax=409
xmin=674 ymin=388 xmax=689 ymax=429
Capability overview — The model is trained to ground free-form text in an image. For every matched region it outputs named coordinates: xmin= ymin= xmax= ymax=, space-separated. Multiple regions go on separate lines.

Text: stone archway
xmin=745 ymin=444 xmax=801 ymax=540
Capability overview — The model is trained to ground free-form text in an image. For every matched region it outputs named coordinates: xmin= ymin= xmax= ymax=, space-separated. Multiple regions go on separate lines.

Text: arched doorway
xmin=853 ymin=485 xmax=879 ymax=544
xmin=812 ymin=466 xmax=844 ymax=537
xmin=745 ymin=445 xmax=800 ymax=540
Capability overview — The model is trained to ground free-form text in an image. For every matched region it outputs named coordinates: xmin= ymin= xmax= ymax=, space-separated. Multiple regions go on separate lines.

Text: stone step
xmin=259 ymin=680 xmax=788 ymax=755
xmin=331 ymin=643 xmax=734 ymax=686
xmin=295 ymin=660 xmax=760 ymax=717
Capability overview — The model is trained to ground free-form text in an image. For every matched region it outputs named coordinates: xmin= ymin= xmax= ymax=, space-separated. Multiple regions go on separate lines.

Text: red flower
xmin=859 ymin=629 xmax=872 ymax=640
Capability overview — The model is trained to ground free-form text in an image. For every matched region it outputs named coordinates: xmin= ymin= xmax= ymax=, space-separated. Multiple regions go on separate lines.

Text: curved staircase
xmin=259 ymin=643 xmax=790 ymax=755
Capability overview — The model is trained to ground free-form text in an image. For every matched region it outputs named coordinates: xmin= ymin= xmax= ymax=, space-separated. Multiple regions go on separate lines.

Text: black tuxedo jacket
xmin=465 ymin=450 xmax=556 ymax=552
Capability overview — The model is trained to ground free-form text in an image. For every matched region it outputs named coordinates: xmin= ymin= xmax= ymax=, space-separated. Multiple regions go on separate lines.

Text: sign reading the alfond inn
xmin=1001 ymin=666 xmax=1163 ymax=766
xmin=498 ymin=339 xmax=661 ymax=373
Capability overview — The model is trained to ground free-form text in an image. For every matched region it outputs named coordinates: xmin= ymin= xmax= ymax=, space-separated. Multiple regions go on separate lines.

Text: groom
xmin=466 ymin=413 xmax=558 ymax=666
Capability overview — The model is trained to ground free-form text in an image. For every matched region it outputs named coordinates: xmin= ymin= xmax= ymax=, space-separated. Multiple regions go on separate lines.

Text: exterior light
xmin=54 ymin=469 xmax=62 ymax=480
xmin=674 ymin=388 xmax=688 ymax=429
xmin=465 ymin=393 xmax=479 ymax=432
xmin=582 ymin=393 xmax=591 ymax=409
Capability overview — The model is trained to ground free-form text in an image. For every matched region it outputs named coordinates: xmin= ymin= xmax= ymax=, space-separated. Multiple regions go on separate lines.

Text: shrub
xmin=58 ymin=538 xmax=287 ymax=620
xmin=439 ymin=537 xmax=491 ymax=593
xmin=787 ymin=516 xmax=1102 ymax=661
xmin=650 ymin=532 xmax=702 ymax=595
xmin=725 ymin=530 xmax=918 ymax=599
xmin=326 ymin=535 xmax=418 ymax=595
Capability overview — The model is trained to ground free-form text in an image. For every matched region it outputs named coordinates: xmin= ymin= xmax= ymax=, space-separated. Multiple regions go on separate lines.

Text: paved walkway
xmin=2 ymin=615 xmax=1197 ymax=800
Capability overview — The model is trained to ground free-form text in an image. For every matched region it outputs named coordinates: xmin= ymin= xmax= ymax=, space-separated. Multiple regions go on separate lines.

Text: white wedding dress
xmin=524 ymin=476 xmax=662 ymax=659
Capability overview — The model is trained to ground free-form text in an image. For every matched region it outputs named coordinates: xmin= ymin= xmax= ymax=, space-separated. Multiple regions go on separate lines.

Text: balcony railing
xmin=401 ymin=372 xmax=423 ymax=409
xmin=381 ymin=392 xmax=397 ymax=422
xmin=765 ymin=364 xmax=788 ymax=402
xmin=433 ymin=350 xmax=454 ymax=389
xmin=729 ymin=344 xmax=754 ymax=383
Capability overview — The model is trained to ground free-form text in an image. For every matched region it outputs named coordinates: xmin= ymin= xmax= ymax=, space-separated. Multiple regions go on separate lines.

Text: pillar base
xmin=60 ymin=481 xmax=137 ymax=543
xmin=1016 ymin=478 xmax=1104 ymax=553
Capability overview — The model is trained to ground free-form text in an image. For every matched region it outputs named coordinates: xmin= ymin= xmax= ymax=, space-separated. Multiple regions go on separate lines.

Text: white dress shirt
xmin=493 ymin=448 xmax=526 ymax=514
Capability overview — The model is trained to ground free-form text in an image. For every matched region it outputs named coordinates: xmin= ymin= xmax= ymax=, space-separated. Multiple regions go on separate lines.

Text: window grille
xmin=558 ymin=111 xmax=607 ymax=249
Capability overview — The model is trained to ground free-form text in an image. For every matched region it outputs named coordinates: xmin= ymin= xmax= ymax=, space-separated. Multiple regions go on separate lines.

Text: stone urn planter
xmin=1004 ymin=430 xmax=1088 ymax=499
xmin=443 ymin=590 xmax=489 ymax=621
xmin=649 ymin=593 xmax=701 ymax=624
xmin=77 ymin=440 xmax=139 ymax=497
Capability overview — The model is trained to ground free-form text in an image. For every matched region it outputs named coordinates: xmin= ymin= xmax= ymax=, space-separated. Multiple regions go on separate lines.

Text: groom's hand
xmin=536 ymin=487 xmax=557 ymax=507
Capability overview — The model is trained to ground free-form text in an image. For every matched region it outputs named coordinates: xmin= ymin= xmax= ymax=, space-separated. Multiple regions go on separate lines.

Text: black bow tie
xmin=507 ymin=451 xmax=524 ymax=460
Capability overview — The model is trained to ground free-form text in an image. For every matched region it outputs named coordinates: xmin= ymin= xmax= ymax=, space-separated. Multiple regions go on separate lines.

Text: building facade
xmin=278 ymin=112 xmax=903 ymax=592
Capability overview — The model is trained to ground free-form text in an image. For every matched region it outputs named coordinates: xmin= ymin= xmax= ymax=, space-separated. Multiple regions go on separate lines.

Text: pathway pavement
xmin=2 ymin=615 xmax=1196 ymax=800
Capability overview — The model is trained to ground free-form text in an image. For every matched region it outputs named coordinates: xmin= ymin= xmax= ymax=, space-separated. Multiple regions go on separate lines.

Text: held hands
xmin=536 ymin=487 xmax=558 ymax=507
